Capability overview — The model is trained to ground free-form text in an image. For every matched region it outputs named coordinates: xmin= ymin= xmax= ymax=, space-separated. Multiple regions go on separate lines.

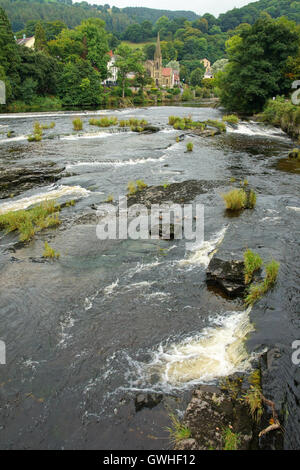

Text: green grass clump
xmin=127 ymin=180 xmax=148 ymax=194
xmin=105 ymin=194 xmax=114 ymax=203
xmin=127 ymin=181 xmax=137 ymax=195
xmin=222 ymin=427 xmax=240 ymax=450
xmin=166 ymin=413 xmax=192 ymax=445
xmin=245 ymin=259 xmax=280 ymax=306
xmin=247 ymin=190 xmax=257 ymax=209
xmin=41 ymin=122 xmax=55 ymax=129
xmin=222 ymin=114 xmax=239 ymax=125
xmin=186 ymin=142 xmax=194 ymax=152
xmin=89 ymin=116 xmax=118 ymax=127
xmin=0 ymin=200 xmax=61 ymax=242
xmin=136 ymin=179 xmax=148 ymax=191
xmin=43 ymin=241 xmax=60 ymax=259
xmin=7 ymin=131 xmax=13 ymax=138
xmin=119 ymin=120 xmax=129 ymax=127
xmin=244 ymin=249 xmax=263 ymax=284
xmin=206 ymin=119 xmax=226 ymax=132
xmin=169 ymin=115 xmax=181 ymax=125
xmin=222 ymin=189 xmax=247 ymax=211
xmin=243 ymin=370 xmax=263 ymax=423
xmin=28 ymin=121 xmax=43 ymax=142
xmin=73 ymin=118 xmax=83 ymax=131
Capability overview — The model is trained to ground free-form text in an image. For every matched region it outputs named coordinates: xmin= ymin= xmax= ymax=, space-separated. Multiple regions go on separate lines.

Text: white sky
xmin=82 ymin=0 xmax=253 ymax=17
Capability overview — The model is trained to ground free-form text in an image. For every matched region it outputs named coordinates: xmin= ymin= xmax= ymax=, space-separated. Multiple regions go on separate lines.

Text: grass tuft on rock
xmin=186 ymin=142 xmax=194 ymax=152
xmin=245 ymin=259 xmax=280 ymax=306
xmin=244 ymin=249 xmax=263 ymax=284
xmin=73 ymin=118 xmax=83 ymax=131
xmin=0 ymin=200 xmax=61 ymax=242
xmin=222 ymin=189 xmax=247 ymax=211
xmin=222 ymin=427 xmax=240 ymax=450
xmin=166 ymin=413 xmax=192 ymax=445
xmin=222 ymin=114 xmax=239 ymax=124
xmin=43 ymin=241 xmax=60 ymax=259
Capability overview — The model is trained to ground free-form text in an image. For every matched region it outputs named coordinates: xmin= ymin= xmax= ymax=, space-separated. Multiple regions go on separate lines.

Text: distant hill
xmin=219 ymin=0 xmax=300 ymax=30
xmin=0 ymin=0 xmax=299 ymax=34
xmin=122 ymin=7 xmax=198 ymax=23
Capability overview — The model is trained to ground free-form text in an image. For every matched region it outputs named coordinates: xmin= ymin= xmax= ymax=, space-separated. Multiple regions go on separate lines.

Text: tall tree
xmin=216 ymin=15 xmax=300 ymax=113
xmin=0 ymin=7 xmax=20 ymax=101
xmin=35 ymin=22 xmax=48 ymax=52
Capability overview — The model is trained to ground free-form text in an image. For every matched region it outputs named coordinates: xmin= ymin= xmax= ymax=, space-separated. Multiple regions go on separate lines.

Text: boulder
xmin=206 ymin=257 xmax=246 ymax=298
xmin=134 ymin=393 xmax=163 ymax=412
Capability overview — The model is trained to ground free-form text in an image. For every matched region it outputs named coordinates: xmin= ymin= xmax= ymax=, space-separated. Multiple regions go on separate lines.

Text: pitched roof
xmin=17 ymin=36 xmax=34 ymax=46
xmin=162 ymin=68 xmax=172 ymax=77
xmin=108 ymin=50 xmax=114 ymax=58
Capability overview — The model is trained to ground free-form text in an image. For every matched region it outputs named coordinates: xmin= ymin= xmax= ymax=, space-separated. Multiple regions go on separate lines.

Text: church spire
xmin=154 ymin=32 xmax=162 ymax=60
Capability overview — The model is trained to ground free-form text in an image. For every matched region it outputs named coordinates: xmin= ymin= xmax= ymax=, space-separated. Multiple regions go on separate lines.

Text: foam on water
xmin=179 ymin=226 xmax=228 ymax=268
xmin=227 ymin=121 xmax=288 ymax=139
xmin=66 ymin=155 xmax=165 ymax=170
xmin=0 ymin=185 xmax=90 ymax=214
xmin=0 ymin=135 xmax=27 ymax=144
xmin=126 ymin=308 xmax=254 ymax=392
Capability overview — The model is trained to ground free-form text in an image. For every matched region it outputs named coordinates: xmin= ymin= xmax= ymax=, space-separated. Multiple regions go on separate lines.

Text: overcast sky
xmin=84 ymin=0 xmax=253 ymax=17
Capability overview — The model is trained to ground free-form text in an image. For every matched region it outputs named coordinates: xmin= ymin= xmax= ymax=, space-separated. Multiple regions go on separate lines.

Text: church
xmin=145 ymin=33 xmax=180 ymax=88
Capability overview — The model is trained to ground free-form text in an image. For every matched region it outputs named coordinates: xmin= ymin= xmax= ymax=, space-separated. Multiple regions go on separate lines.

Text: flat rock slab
xmin=175 ymin=384 xmax=253 ymax=450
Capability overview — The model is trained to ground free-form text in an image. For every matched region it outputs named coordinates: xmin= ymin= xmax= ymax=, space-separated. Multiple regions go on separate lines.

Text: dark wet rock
xmin=189 ymin=128 xmax=221 ymax=137
xmin=29 ymin=257 xmax=47 ymax=263
xmin=175 ymin=384 xmax=254 ymax=450
xmin=127 ymin=180 xmax=223 ymax=208
xmin=134 ymin=393 xmax=163 ymax=412
xmin=142 ymin=125 xmax=160 ymax=133
xmin=0 ymin=163 xmax=65 ymax=199
xmin=206 ymin=258 xmax=247 ymax=298
xmin=288 ymin=148 xmax=300 ymax=159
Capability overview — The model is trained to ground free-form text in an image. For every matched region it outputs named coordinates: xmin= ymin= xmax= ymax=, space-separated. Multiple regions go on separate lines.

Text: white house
xmin=103 ymin=50 xmax=118 ymax=85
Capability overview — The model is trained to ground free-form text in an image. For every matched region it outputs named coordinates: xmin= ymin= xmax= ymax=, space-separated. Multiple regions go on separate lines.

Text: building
xmin=145 ymin=33 xmax=179 ymax=88
xmin=201 ymin=58 xmax=213 ymax=79
xmin=16 ymin=35 xmax=35 ymax=49
xmin=103 ymin=50 xmax=118 ymax=85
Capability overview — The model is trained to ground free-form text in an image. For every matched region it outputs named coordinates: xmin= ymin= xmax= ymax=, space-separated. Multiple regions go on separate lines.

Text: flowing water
xmin=0 ymin=106 xmax=299 ymax=449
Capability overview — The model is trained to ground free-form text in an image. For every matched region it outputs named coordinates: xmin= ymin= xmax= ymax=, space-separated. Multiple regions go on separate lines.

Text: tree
xmin=35 ymin=22 xmax=48 ymax=52
xmin=57 ymin=58 xmax=103 ymax=106
xmin=216 ymin=15 xmax=300 ymax=113
xmin=0 ymin=7 xmax=20 ymax=101
xmin=115 ymin=44 xmax=143 ymax=98
xmin=211 ymin=59 xmax=229 ymax=75
xmin=190 ymin=67 xmax=205 ymax=86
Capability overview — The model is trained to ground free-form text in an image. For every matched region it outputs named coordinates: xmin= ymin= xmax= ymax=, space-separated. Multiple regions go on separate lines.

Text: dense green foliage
xmin=216 ymin=15 xmax=300 ymax=113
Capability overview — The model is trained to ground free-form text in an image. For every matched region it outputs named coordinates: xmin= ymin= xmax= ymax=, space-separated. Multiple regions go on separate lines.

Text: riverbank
xmin=255 ymin=97 xmax=300 ymax=142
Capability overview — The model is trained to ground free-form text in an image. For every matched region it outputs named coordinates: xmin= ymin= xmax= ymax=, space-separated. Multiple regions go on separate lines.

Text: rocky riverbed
xmin=0 ymin=106 xmax=299 ymax=449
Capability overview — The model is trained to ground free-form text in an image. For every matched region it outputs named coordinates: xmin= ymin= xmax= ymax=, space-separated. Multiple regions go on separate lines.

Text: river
xmin=0 ymin=106 xmax=299 ymax=449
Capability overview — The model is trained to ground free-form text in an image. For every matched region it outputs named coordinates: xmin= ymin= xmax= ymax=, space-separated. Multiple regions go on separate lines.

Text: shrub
xmin=181 ymin=88 xmax=193 ymax=101
xmin=166 ymin=413 xmax=191 ymax=445
xmin=222 ymin=428 xmax=240 ymax=450
xmin=73 ymin=118 xmax=83 ymax=131
xmin=244 ymin=249 xmax=263 ymax=284
xmin=186 ymin=142 xmax=194 ymax=152
xmin=0 ymin=200 xmax=61 ymax=242
xmin=222 ymin=189 xmax=247 ymax=211
xmin=43 ymin=241 xmax=60 ymax=259
xmin=223 ymin=114 xmax=239 ymax=124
